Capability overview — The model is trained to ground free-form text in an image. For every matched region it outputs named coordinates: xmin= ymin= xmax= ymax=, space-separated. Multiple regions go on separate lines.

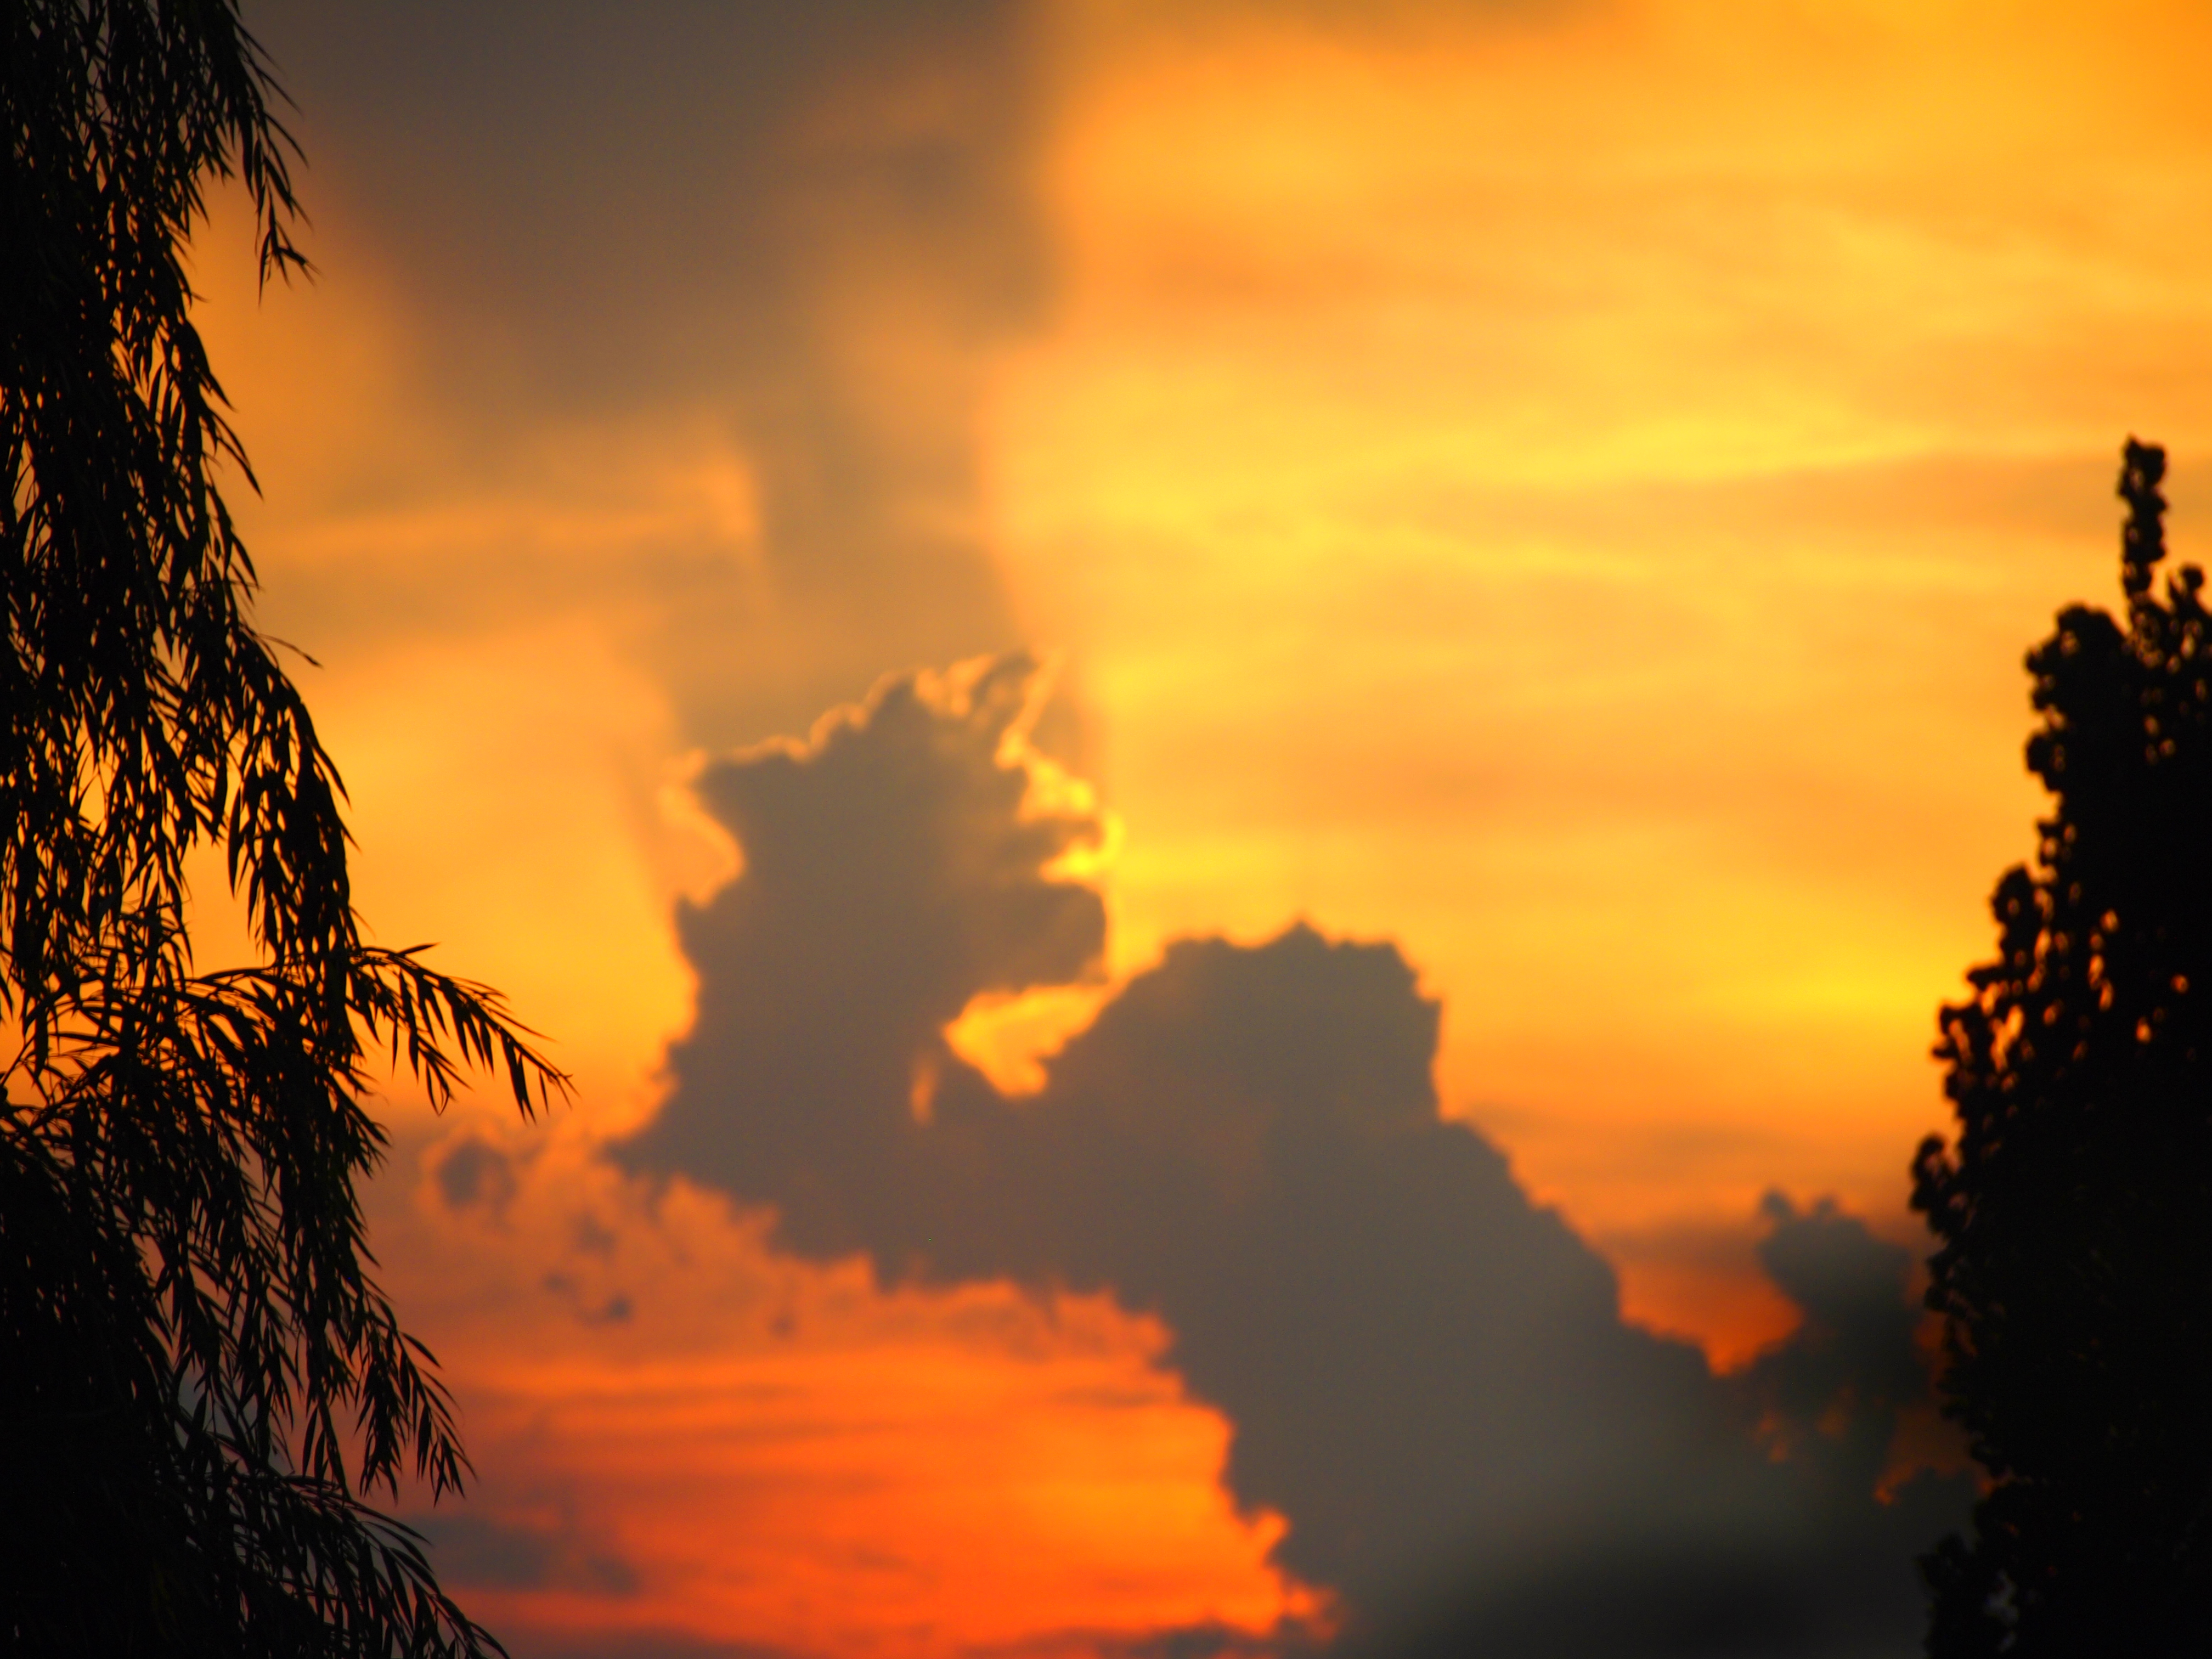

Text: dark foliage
xmin=2 ymin=2 xmax=563 ymax=1651
xmin=1914 ymin=439 xmax=2212 ymax=1654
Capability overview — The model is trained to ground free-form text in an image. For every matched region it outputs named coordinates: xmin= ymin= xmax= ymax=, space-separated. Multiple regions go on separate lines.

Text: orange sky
xmin=189 ymin=1 xmax=2212 ymax=1652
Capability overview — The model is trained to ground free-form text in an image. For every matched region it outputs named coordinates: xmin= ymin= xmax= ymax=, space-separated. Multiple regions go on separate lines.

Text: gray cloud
xmin=434 ymin=1135 xmax=518 ymax=1216
xmin=503 ymin=1637 xmax=801 ymax=1659
xmin=541 ymin=1271 xmax=635 ymax=1328
xmin=1364 ymin=1201 xmax=1965 ymax=1656
xmin=1005 ymin=1619 xmax=1321 ymax=1659
xmin=1737 ymin=1193 xmax=1925 ymax=1474
xmin=412 ymin=1509 xmax=638 ymax=1598
xmin=614 ymin=653 xmax=1105 ymax=1263
xmin=249 ymin=1 xmax=1049 ymax=746
xmin=614 ymin=658 xmax=1972 ymax=1649
xmin=256 ymin=3 xmax=1046 ymax=401
xmin=960 ymin=923 xmax=1748 ymax=1615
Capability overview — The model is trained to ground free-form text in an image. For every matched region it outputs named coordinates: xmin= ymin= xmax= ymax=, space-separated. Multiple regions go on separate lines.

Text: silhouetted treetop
xmin=1914 ymin=438 xmax=2212 ymax=1656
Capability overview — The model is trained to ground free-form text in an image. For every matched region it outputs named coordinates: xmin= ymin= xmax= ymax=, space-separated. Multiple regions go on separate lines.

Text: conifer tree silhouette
xmin=2 ymin=3 xmax=563 ymax=1651
xmin=1915 ymin=439 xmax=2212 ymax=1655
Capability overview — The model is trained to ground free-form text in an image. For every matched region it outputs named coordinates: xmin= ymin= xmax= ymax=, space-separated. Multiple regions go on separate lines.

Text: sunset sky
xmin=186 ymin=2 xmax=2212 ymax=1654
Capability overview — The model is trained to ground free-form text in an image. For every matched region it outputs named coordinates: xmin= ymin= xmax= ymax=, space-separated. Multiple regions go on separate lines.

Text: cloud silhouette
xmin=1737 ymin=1193 xmax=1926 ymax=1476
xmin=614 ymin=654 xmax=1105 ymax=1263
xmin=965 ymin=925 xmax=1751 ymax=1615
xmin=1364 ymin=1201 xmax=1967 ymax=1657
xmin=615 ymin=656 xmax=1969 ymax=1648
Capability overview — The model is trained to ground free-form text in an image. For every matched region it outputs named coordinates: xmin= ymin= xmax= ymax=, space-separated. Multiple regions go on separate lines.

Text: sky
xmin=183 ymin=1 xmax=2212 ymax=1654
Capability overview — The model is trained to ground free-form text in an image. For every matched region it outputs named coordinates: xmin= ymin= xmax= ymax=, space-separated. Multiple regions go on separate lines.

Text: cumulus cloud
xmin=614 ymin=653 xmax=1105 ymax=1263
xmin=614 ymin=657 xmax=1971 ymax=1648
xmin=967 ymin=924 xmax=1748 ymax=1616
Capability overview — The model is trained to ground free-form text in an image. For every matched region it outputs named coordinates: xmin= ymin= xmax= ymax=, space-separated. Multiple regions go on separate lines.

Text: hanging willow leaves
xmin=2 ymin=3 xmax=566 ymax=1651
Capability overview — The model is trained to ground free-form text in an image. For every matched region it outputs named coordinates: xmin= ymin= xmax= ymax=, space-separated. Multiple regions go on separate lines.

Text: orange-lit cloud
xmin=375 ymin=1128 xmax=1314 ymax=1659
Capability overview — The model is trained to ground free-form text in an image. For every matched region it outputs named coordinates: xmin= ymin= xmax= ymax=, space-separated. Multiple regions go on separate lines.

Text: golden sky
xmin=191 ymin=1 xmax=2212 ymax=1652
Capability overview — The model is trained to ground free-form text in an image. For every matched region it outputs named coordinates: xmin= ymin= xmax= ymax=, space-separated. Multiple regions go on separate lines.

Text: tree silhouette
xmin=2 ymin=3 xmax=563 ymax=1652
xmin=1914 ymin=439 xmax=2212 ymax=1655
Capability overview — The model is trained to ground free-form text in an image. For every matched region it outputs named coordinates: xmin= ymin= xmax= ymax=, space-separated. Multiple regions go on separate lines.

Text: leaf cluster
xmin=1914 ymin=440 xmax=2212 ymax=1655
xmin=2 ymin=4 xmax=565 ymax=1651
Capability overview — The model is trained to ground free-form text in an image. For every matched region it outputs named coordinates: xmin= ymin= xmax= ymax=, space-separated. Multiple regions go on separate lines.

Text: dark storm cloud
xmin=614 ymin=658 xmax=1972 ymax=1649
xmin=247 ymin=0 xmax=1048 ymax=743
